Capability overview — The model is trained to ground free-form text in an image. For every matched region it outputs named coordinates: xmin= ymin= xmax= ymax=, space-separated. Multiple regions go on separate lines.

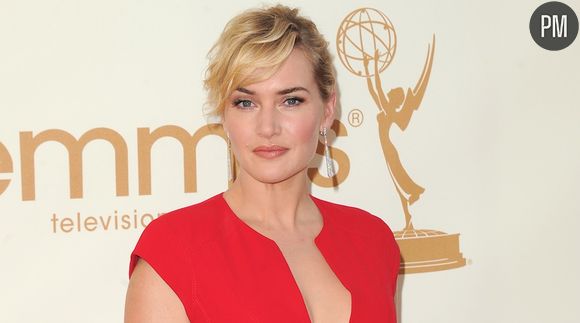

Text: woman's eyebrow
xmin=234 ymin=86 xmax=310 ymax=95
xmin=277 ymin=87 xmax=310 ymax=95
xmin=235 ymin=87 xmax=255 ymax=95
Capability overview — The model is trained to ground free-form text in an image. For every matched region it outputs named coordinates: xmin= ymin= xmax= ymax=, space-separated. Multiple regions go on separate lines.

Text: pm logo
xmin=530 ymin=1 xmax=578 ymax=50
xmin=336 ymin=8 xmax=466 ymax=274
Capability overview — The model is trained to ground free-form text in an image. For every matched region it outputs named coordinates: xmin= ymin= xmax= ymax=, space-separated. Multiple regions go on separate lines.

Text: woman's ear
xmin=321 ymin=91 xmax=337 ymax=130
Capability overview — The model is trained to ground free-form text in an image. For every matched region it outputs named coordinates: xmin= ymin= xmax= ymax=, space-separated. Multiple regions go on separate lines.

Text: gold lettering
xmin=137 ymin=124 xmax=225 ymax=195
xmin=0 ymin=142 xmax=13 ymax=196
xmin=51 ymin=213 xmax=58 ymax=233
xmin=140 ymin=213 xmax=154 ymax=227
xmin=60 ymin=217 xmax=74 ymax=233
xmin=99 ymin=215 xmax=112 ymax=230
xmin=121 ymin=214 xmax=131 ymax=229
xmin=84 ymin=216 xmax=97 ymax=231
xmin=19 ymin=128 xmax=129 ymax=201
xmin=13 ymin=122 xmax=346 ymax=201
xmin=309 ymin=119 xmax=350 ymax=187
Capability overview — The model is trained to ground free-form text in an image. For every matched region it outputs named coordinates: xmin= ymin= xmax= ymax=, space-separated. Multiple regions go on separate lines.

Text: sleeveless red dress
xmin=129 ymin=193 xmax=399 ymax=322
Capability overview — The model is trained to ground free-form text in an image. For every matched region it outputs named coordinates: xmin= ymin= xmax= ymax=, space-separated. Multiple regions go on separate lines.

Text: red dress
xmin=130 ymin=193 xmax=400 ymax=323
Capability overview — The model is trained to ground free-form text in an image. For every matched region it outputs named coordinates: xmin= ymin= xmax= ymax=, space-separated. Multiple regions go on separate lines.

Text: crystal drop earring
xmin=320 ymin=127 xmax=335 ymax=177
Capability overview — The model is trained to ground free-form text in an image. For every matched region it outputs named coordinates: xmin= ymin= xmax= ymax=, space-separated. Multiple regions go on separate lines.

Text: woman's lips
xmin=253 ymin=145 xmax=289 ymax=159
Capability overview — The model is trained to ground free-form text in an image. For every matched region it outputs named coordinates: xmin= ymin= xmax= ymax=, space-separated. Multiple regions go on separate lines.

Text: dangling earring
xmin=226 ymin=134 xmax=234 ymax=183
xmin=320 ymin=127 xmax=335 ymax=177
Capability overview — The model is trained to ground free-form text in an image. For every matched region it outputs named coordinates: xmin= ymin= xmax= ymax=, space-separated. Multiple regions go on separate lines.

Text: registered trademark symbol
xmin=348 ymin=109 xmax=364 ymax=127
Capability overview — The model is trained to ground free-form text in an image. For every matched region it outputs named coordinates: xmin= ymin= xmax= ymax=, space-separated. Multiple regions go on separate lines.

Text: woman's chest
xmin=189 ymin=230 xmax=394 ymax=323
xmin=276 ymin=238 xmax=352 ymax=323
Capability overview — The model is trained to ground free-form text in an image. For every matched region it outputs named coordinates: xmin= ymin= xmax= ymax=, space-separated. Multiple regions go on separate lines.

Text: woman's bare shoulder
xmin=124 ymin=259 xmax=189 ymax=323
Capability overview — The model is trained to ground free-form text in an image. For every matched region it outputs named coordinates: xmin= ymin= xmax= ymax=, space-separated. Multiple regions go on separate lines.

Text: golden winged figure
xmin=363 ymin=35 xmax=435 ymax=230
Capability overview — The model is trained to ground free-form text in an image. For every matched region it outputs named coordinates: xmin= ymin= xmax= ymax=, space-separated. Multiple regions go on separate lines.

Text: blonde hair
xmin=203 ymin=5 xmax=335 ymax=118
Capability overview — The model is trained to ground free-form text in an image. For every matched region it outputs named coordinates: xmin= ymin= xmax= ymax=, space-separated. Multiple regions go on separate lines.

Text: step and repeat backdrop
xmin=1 ymin=0 xmax=579 ymax=322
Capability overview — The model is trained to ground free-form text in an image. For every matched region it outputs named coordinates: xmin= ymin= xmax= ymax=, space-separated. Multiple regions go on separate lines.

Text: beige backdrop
xmin=1 ymin=0 xmax=579 ymax=322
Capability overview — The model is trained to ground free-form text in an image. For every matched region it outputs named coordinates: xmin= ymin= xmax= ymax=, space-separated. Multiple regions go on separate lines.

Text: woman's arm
xmin=124 ymin=259 xmax=189 ymax=323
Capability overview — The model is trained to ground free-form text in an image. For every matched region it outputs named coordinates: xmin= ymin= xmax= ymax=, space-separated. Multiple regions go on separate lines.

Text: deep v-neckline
xmin=220 ymin=193 xmax=353 ymax=323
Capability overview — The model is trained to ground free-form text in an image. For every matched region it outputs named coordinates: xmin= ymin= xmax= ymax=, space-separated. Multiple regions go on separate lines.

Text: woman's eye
xmin=284 ymin=97 xmax=303 ymax=106
xmin=233 ymin=99 xmax=254 ymax=109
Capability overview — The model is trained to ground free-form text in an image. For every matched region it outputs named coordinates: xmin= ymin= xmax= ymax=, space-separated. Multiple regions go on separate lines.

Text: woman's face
xmin=222 ymin=48 xmax=335 ymax=185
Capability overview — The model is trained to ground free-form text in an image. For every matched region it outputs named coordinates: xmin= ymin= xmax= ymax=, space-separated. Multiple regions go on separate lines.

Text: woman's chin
xmin=241 ymin=168 xmax=305 ymax=185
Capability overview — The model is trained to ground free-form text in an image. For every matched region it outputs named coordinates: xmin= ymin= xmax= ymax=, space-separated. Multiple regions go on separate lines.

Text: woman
xmin=125 ymin=5 xmax=399 ymax=323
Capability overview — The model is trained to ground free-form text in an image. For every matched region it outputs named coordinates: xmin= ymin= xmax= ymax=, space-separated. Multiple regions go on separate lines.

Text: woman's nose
xmin=256 ymin=105 xmax=281 ymax=138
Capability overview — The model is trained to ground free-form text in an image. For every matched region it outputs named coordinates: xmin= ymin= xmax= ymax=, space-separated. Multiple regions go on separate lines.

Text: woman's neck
xmin=223 ymin=170 xmax=315 ymax=231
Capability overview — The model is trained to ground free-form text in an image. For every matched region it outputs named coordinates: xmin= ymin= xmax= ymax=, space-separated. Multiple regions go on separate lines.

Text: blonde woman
xmin=125 ymin=5 xmax=399 ymax=323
